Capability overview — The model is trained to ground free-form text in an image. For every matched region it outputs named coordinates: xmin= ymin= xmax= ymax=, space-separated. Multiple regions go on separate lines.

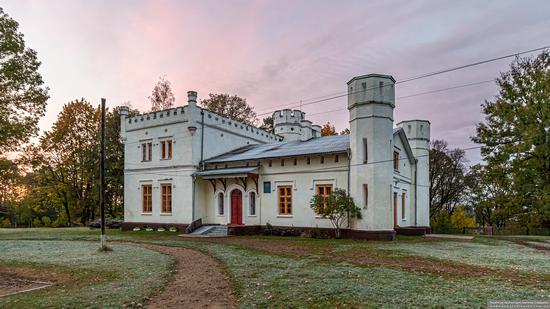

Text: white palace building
xmin=120 ymin=74 xmax=430 ymax=240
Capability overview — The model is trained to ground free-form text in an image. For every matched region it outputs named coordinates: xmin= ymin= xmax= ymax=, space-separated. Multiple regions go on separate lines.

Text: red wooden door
xmin=230 ymin=190 xmax=242 ymax=225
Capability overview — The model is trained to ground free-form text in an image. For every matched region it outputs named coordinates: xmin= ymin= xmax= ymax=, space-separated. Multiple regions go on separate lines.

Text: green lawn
xmin=0 ymin=238 xmax=172 ymax=308
xmin=0 ymin=228 xmax=548 ymax=308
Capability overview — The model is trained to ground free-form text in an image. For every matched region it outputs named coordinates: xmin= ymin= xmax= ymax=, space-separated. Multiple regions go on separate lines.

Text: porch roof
xmin=191 ymin=166 xmax=258 ymax=179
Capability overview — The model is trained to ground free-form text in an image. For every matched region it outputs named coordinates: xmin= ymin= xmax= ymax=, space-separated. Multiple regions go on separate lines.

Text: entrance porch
xmin=192 ymin=167 xmax=259 ymax=227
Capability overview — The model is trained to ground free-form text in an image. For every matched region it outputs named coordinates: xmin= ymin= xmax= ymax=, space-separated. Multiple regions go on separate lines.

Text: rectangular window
xmin=307 ymin=157 xmax=310 ymax=165
xmin=335 ymin=155 xmax=339 ymax=163
xmin=281 ymin=159 xmax=284 ymax=166
xmin=142 ymin=184 xmax=152 ymax=213
xmin=402 ymin=192 xmax=406 ymax=220
xmin=278 ymin=186 xmax=292 ymax=215
xmin=393 ymin=151 xmax=399 ymax=171
xmin=293 ymin=158 xmax=297 ymax=166
xmin=320 ymin=156 xmax=324 ymax=164
xmin=263 ymin=181 xmax=271 ymax=193
xmin=160 ymin=140 xmax=172 ymax=160
xmin=161 ymin=184 xmax=172 ymax=213
xmin=316 ymin=184 xmax=333 ymax=210
xmin=142 ymin=142 xmax=152 ymax=161
xmin=268 ymin=160 xmax=272 ymax=167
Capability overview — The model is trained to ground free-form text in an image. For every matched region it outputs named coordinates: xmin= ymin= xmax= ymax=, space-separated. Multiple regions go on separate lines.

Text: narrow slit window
xmin=402 ymin=192 xmax=406 ymax=220
xmin=249 ymin=192 xmax=256 ymax=216
xmin=218 ymin=192 xmax=224 ymax=215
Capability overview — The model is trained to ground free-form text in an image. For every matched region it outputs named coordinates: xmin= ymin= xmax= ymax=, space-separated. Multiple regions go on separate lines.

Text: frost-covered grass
xmin=348 ymin=237 xmax=550 ymax=274
xmin=151 ymin=239 xmax=550 ymax=308
xmin=0 ymin=240 xmax=172 ymax=308
xmin=0 ymin=228 xmax=549 ymax=307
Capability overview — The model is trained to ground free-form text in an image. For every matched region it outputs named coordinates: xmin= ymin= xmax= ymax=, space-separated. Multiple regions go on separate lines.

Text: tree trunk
xmin=335 ymin=227 xmax=341 ymax=239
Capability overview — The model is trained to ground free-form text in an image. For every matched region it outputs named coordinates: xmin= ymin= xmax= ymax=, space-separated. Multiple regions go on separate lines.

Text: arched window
xmin=217 ymin=192 xmax=224 ymax=215
xmin=249 ymin=192 xmax=256 ymax=216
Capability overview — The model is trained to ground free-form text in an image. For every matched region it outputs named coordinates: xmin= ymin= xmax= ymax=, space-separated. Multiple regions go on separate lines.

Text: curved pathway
xmin=132 ymin=243 xmax=235 ymax=308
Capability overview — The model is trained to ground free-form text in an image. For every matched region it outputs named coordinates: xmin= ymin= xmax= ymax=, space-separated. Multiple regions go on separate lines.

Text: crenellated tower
xmin=272 ymin=109 xmax=321 ymax=142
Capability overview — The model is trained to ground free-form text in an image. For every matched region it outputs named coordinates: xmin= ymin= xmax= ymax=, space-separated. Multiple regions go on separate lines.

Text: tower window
xmin=307 ymin=157 xmax=310 ymax=165
xmin=293 ymin=158 xmax=297 ymax=166
xmin=335 ymin=155 xmax=339 ymax=163
xmin=379 ymin=81 xmax=384 ymax=95
xmin=363 ymin=184 xmax=368 ymax=208
xmin=320 ymin=156 xmax=324 ymax=164
xmin=402 ymin=192 xmax=406 ymax=220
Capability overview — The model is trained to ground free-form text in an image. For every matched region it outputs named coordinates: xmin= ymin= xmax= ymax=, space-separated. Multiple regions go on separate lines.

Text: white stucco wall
xmin=199 ymin=154 xmax=349 ymax=229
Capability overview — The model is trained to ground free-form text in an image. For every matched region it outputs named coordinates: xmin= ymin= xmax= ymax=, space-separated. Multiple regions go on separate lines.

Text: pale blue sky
xmin=3 ymin=0 xmax=550 ymax=163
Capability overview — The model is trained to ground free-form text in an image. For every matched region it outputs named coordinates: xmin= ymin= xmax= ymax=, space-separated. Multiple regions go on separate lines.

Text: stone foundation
xmin=228 ymin=224 xmax=396 ymax=240
xmin=394 ymin=226 xmax=431 ymax=236
xmin=121 ymin=222 xmax=189 ymax=232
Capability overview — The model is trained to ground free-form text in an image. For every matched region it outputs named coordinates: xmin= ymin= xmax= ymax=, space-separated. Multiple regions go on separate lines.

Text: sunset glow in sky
xmin=3 ymin=0 xmax=550 ymax=163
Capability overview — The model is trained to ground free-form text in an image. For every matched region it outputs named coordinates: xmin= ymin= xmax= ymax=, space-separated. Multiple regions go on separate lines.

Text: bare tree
xmin=149 ymin=76 xmax=175 ymax=111
xmin=429 ymin=140 xmax=468 ymax=218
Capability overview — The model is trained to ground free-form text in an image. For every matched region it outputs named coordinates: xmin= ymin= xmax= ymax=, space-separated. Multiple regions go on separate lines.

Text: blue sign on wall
xmin=263 ymin=181 xmax=271 ymax=193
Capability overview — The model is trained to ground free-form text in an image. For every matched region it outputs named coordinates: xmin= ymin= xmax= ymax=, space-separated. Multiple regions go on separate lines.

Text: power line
xmin=256 ymin=44 xmax=549 ymax=117
xmin=305 ymin=79 xmax=495 ymax=118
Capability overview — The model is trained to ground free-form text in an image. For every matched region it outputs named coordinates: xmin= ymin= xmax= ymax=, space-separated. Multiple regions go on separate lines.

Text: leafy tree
xmin=429 ymin=140 xmax=468 ymax=219
xmin=25 ymin=99 xmax=100 ymax=226
xmin=0 ymin=8 xmax=49 ymax=152
xmin=259 ymin=116 xmax=274 ymax=133
xmin=0 ymin=157 xmax=19 ymax=212
xmin=320 ymin=122 xmax=337 ymax=136
xmin=310 ymin=188 xmax=362 ymax=238
xmin=200 ymin=93 xmax=257 ymax=125
xmin=450 ymin=207 xmax=476 ymax=229
xmin=149 ymin=76 xmax=175 ymax=111
xmin=472 ymin=51 xmax=550 ymax=228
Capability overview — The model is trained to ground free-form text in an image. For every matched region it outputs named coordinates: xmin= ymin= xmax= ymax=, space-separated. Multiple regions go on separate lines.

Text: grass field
xmin=0 ymin=228 xmax=548 ymax=308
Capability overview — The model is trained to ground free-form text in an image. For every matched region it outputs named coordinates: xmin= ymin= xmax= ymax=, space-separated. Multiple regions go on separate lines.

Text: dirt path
xmin=131 ymin=243 xmax=235 ymax=309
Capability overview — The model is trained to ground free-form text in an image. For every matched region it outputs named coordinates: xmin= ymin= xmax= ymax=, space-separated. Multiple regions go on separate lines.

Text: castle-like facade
xmin=120 ymin=74 xmax=430 ymax=239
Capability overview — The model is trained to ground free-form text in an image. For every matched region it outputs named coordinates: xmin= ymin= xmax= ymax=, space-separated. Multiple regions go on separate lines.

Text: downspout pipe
xmin=346 ymin=148 xmax=351 ymax=228
xmin=414 ymin=158 xmax=418 ymax=226
xmin=200 ymin=110 xmax=205 ymax=170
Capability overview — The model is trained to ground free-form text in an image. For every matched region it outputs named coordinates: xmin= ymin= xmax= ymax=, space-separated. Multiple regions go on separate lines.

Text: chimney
xmin=187 ymin=91 xmax=197 ymax=108
xmin=118 ymin=106 xmax=129 ymax=142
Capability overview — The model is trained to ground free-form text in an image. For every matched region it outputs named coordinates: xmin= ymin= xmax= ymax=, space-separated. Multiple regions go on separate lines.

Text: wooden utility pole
xmin=99 ymin=98 xmax=106 ymax=249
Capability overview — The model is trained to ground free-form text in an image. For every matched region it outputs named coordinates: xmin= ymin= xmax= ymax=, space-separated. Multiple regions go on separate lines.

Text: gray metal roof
xmin=204 ymin=135 xmax=350 ymax=163
xmin=192 ymin=166 xmax=259 ymax=177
